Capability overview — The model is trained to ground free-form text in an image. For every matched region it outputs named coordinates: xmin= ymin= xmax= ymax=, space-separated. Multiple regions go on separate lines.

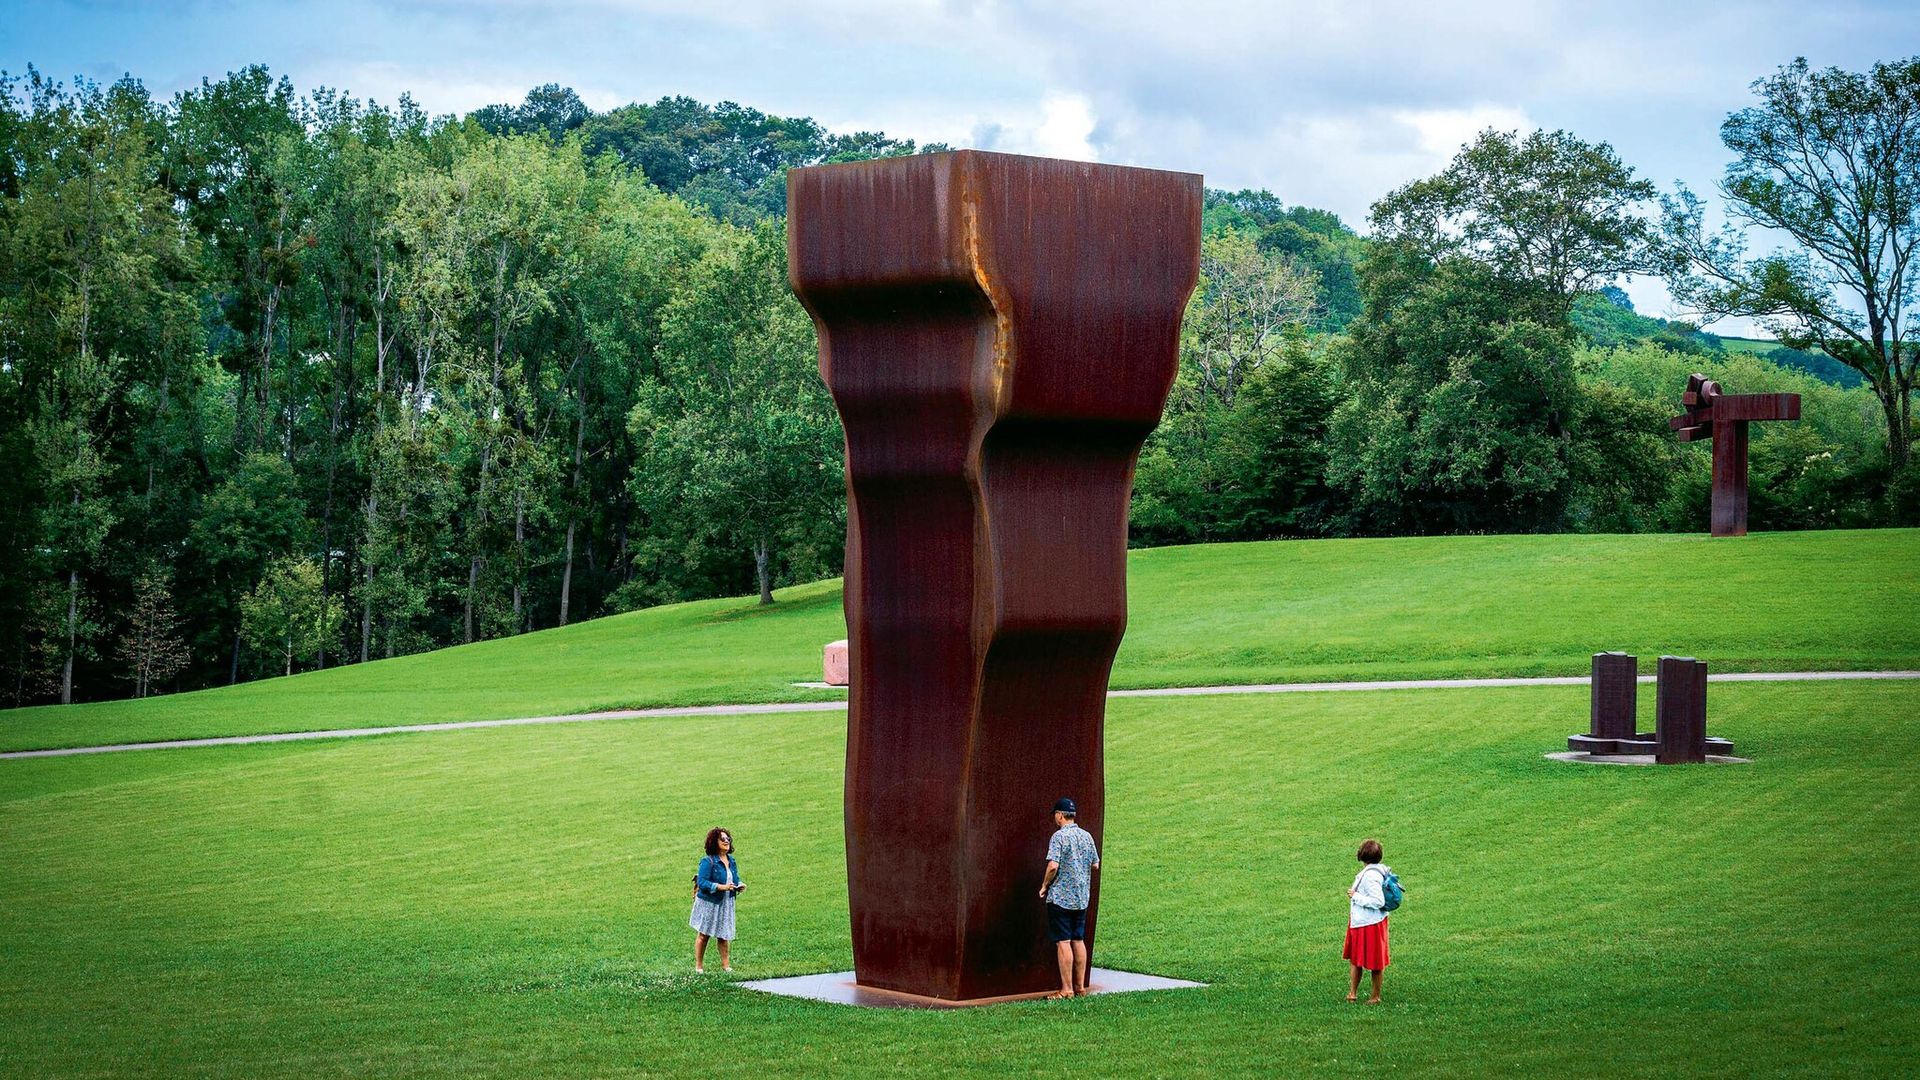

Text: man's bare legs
xmin=1072 ymin=940 xmax=1090 ymax=996
xmin=1052 ymin=941 xmax=1075 ymax=998
xmin=695 ymin=932 xmax=710 ymax=973
xmin=1366 ymin=969 xmax=1382 ymax=1004
xmin=1346 ymin=963 xmax=1362 ymax=1001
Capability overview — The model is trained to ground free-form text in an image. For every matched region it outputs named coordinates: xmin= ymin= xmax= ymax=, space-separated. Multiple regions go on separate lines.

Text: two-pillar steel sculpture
xmin=1568 ymin=651 xmax=1732 ymax=761
xmin=787 ymin=151 xmax=1201 ymax=1002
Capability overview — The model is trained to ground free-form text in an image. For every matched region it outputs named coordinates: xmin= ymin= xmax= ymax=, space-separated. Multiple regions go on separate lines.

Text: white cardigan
xmin=1349 ymin=865 xmax=1389 ymax=928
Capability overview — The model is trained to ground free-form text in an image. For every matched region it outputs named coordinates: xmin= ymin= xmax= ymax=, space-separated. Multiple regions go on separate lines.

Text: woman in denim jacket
xmin=690 ymin=827 xmax=744 ymax=973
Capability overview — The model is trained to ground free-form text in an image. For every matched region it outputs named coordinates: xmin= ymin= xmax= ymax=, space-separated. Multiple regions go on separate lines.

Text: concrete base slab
xmin=1546 ymin=751 xmax=1751 ymax=767
xmin=735 ymin=968 xmax=1205 ymax=1008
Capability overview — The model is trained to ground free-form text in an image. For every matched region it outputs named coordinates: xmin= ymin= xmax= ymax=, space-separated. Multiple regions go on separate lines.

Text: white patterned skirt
xmin=690 ymin=894 xmax=735 ymax=940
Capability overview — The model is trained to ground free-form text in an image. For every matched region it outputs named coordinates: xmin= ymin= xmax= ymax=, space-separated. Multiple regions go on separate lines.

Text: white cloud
xmin=314 ymin=61 xmax=624 ymax=117
xmin=1391 ymin=105 xmax=1535 ymax=159
xmin=972 ymin=93 xmax=1098 ymax=160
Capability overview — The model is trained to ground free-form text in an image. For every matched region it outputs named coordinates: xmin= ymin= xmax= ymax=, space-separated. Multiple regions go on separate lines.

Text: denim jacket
xmin=694 ymin=855 xmax=740 ymax=903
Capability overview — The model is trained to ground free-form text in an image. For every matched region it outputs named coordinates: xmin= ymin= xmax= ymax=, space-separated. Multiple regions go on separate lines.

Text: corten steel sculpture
xmin=1566 ymin=651 xmax=1732 ymax=759
xmin=1567 ymin=651 xmax=1638 ymax=754
xmin=1655 ymin=656 xmax=1711 ymax=764
xmin=1670 ymin=373 xmax=1800 ymax=537
xmin=788 ymin=150 xmax=1200 ymax=1002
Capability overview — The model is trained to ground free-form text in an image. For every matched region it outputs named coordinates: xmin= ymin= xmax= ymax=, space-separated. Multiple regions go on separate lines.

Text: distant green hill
xmin=1572 ymin=290 xmax=1722 ymax=355
xmin=4 ymin=529 xmax=1913 ymax=752
xmin=1718 ymin=336 xmax=1865 ymax=388
xmin=1572 ymin=291 xmax=1863 ymax=388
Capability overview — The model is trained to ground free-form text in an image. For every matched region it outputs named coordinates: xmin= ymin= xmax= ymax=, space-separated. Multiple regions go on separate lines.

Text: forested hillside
xmin=2 ymin=68 xmax=1911 ymax=708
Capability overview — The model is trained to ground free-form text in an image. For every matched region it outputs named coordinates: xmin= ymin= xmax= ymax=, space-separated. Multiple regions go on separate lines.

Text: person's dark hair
xmin=1357 ymin=838 xmax=1383 ymax=864
xmin=705 ymin=828 xmax=734 ymax=857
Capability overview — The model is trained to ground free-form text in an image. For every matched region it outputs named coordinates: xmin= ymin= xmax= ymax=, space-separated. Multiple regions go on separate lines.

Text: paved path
xmin=5 ymin=670 xmax=1915 ymax=761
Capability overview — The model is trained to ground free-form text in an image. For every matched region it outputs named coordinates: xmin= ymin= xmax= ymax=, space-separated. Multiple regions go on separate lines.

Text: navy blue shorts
xmin=1047 ymin=903 xmax=1087 ymax=943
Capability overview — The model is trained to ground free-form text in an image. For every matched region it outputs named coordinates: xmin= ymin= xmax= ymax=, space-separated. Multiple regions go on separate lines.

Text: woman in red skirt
xmin=1344 ymin=838 xmax=1390 ymax=1003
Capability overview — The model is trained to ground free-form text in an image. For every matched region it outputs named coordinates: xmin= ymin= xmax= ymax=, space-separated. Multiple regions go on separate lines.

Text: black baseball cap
xmin=1053 ymin=797 xmax=1077 ymax=815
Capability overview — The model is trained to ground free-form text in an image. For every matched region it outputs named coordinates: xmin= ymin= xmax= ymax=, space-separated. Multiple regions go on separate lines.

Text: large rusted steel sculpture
xmin=1670 ymin=373 xmax=1800 ymax=537
xmin=788 ymin=151 xmax=1200 ymax=1002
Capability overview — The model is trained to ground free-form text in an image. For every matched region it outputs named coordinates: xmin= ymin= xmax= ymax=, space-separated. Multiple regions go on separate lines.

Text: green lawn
xmin=4 ymin=529 xmax=1917 ymax=752
xmin=3 ymin=679 xmax=1914 ymax=1077
xmin=1719 ymin=336 xmax=1783 ymax=355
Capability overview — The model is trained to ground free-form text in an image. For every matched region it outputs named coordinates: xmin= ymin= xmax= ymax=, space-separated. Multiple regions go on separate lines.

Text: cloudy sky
xmin=8 ymin=1 xmax=1916 ymax=330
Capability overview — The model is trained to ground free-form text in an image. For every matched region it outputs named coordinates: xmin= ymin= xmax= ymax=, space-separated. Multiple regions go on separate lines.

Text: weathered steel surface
xmin=788 ymin=150 xmax=1201 ymax=1002
xmin=1590 ymin=652 xmax=1637 ymax=740
xmin=1655 ymin=656 xmax=1710 ymax=764
xmin=1670 ymin=374 xmax=1800 ymax=537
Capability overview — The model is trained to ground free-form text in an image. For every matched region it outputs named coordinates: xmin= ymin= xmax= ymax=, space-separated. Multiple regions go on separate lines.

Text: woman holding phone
xmin=690 ymin=827 xmax=743 ymax=973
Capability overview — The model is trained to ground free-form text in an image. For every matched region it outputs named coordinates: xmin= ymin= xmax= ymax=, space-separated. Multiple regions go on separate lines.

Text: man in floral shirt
xmin=1037 ymin=797 xmax=1100 ymax=998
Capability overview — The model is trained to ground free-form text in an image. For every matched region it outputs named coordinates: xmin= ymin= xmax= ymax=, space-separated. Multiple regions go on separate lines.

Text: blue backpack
xmin=1376 ymin=866 xmax=1404 ymax=912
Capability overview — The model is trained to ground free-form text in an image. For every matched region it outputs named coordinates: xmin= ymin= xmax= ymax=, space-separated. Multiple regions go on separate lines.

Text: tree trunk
xmin=559 ymin=520 xmax=577 ymax=626
xmin=230 ymin=629 xmax=242 ymax=685
xmin=465 ymin=440 xmax=493 ymax=645
xmin=755 ymin=536 xmax=774 ymax=606
xmin=512 ymin=488 xmax=525 ymax=632
xmin=1886 ymin=387 xmax=1913 ymax=468
xmin=559 ymin=383 xmax=586 ymax=626
xmin=257 ymin=285 xmax=280 ymax=452
xmin=317 ymin=308 xmax=352 ymax=671
xmin=465 ymin=554 xmax=481 ymax=645
xmin=61 ymin=568 xmax=78 ymax=705
xmin=360 ymin=494 xmax=376 ymax=664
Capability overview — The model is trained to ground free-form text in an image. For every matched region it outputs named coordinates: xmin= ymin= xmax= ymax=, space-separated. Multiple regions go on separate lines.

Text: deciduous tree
xmin=1373 ymin=128 xmax=1655 ymax=320
xmin=118 ymin=565 xmax=190 ymax=696
xmin=240 ymin=555 xmax=343 ymax=677
xmin=1660 ymin=56 xmax=1920 ymax=466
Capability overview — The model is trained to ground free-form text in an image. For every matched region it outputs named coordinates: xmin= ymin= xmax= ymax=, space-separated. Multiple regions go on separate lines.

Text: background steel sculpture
xmin=788 ymin=150 xmax=1201 ymax=1002
xmin=1670 ymin=373 xmax=1801 ymax=537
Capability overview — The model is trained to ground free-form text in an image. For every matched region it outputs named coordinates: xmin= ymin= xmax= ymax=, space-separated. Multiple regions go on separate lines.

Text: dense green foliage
xmin=4 ymin=59 xmax=1915 ymax=712
xmin=1571 ymin=287 xmax=1720 ymax=356
xmin=1139 ymin=118 xmax=1913 ymax=542
xmin=3 ymin=679 xmax=1915 ymax=1076
xmin=1571 ymin=290 xmax=1867 ymax=386
xmin=4 ymin=529 xmax=1913 ymax=753
xmin=1202 ymin=188 xmax=1366 ymax=331
xmin=475 ymin=85 xmax=945 ymax=225
xmin=0 ymin=69 xmax=865 ymax=707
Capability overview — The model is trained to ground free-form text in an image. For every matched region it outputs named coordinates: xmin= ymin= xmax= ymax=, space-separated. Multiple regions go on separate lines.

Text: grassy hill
xmin=4 ymin=678 xmax=1914 ymax=1076
xmin=4 ymin=529 xmax=1917 ymax=752
xmin=1718 ymin=336 xmax=1866 ymax=388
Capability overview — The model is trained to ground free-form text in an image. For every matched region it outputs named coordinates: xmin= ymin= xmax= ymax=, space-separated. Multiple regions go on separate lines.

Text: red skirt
xmin=1343 ymin=918 xmax=1389 ymax=970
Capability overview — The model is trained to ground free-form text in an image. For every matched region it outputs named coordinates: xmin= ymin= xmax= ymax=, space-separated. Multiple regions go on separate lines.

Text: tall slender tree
xmin=1661 ymin=56 xmax=1920 ymax=466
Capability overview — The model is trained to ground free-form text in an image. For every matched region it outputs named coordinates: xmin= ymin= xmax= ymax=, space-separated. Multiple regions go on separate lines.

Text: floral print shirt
xmin=1046 ymin=824 xmax=1100 ymax=910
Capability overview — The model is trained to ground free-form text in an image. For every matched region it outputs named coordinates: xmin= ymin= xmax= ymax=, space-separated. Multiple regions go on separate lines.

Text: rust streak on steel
xmin=787 ymin=151 xmax=1201 ymax=1002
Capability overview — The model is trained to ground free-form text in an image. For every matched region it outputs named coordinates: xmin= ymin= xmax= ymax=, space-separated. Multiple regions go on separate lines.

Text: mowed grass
xmin=5 ymin=529 xmax=1917 ymax=751
xmin=2 ymin=680 xmax=1914 ymax=1077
